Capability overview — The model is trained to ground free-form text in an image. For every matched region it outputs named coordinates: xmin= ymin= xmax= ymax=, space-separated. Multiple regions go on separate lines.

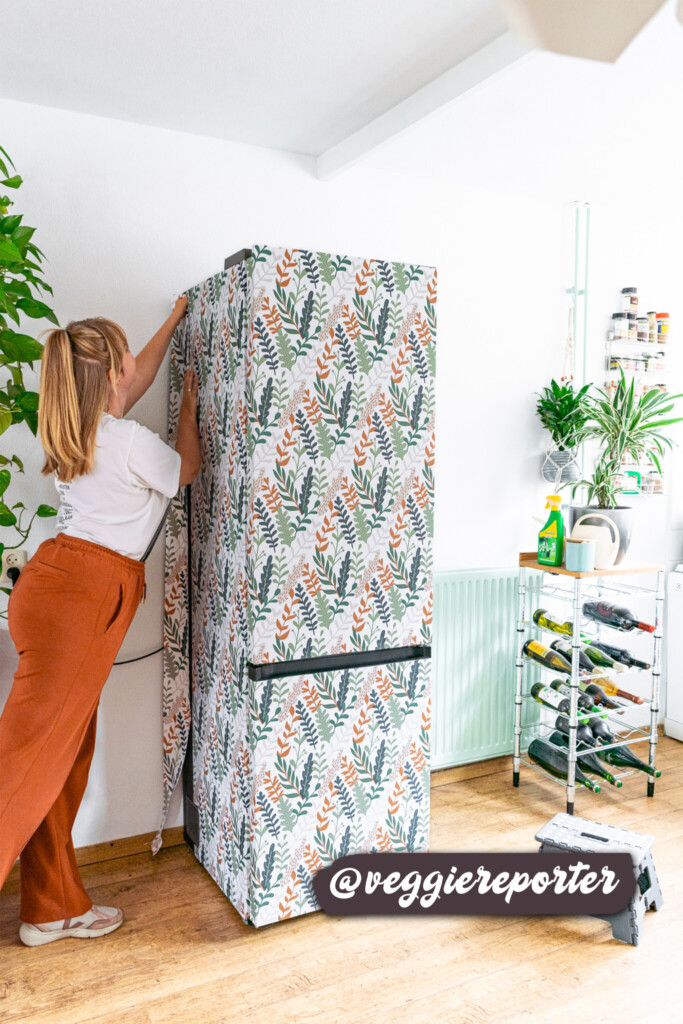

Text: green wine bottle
xmin=548 ymin=729 xmax=622 ymax=787
xmin=597 ymin=744 xmax=661 ymax=778
xmin=532 ymin=608 xmax=573 ymax=636
xmin=580 ymin=640 xmax=626 ymax=674
xmin=527 ymin=738 xmax=600 ymax=791
xmin=549 ymin=637 xmax=597 ymax=675
xmin=549 ymin=679 xmax=607 ymax=717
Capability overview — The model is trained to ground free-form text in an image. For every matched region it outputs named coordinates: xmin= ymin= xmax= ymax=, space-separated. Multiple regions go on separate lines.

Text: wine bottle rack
xmin=513 ymin=553 xmax=665 ymax=814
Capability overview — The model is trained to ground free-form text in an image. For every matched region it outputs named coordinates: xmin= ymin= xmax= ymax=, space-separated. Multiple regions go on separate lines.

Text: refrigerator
xmin=156 ymin=245 xmax=437 ymax=926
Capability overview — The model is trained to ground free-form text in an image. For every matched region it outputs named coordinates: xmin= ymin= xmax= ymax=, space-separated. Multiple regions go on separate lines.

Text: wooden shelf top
xmin=519 ymin=552 xmax=665 ymax=578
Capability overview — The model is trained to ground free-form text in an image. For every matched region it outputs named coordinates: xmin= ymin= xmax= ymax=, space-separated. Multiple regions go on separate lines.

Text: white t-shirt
xmin=54 ymin=411 xmax=182 ymax=560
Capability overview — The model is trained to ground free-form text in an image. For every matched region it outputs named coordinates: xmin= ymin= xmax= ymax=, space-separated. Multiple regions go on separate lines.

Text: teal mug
xmin=565 ymin=538 xmax=596 ymax=573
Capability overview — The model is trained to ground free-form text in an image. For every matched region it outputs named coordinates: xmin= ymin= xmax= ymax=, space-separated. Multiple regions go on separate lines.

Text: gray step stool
xmin=535 ymin=812 xmax=663 ymax=946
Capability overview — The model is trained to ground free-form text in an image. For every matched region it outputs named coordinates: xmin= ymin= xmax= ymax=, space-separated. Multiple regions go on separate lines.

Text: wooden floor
xmin=2 ymin=737 xmax=682 ymax=1024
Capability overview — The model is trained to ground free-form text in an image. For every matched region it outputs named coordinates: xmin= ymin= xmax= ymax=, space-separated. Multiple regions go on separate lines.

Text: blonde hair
xmin=37 ymin=317 xmax=129 ymax=482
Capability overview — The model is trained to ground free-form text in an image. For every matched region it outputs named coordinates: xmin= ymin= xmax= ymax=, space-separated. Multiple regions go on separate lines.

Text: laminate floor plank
xmin=1 ymin=737 xmax=680 ymax=1024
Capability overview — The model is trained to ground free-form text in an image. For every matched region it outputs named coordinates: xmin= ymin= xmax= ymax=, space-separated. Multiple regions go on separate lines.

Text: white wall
xmin=0 ymin=96 xmax=568 ymax=846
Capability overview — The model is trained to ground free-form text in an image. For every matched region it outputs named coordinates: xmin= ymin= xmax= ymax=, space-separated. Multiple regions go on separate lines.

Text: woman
xmin=0 ymin=298 xmax=200 ymax=946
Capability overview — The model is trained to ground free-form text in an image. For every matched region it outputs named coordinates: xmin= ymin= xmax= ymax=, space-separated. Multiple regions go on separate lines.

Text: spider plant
xmin=570 ymin=367 xmax=683 ymax=508
xmin=536 ymin=378 xmax=591 ymax=451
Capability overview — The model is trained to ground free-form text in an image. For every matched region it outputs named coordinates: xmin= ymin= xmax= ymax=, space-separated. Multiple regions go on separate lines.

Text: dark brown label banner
xmin=312 ymin=853 xmax=636 ymax=916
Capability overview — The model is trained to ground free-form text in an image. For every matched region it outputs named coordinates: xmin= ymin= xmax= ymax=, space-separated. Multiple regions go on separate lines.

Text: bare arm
xmin=123 ymin=296 xmax=188 ymax=416
xmin=176 ymin=368 xmax=200 ymax=487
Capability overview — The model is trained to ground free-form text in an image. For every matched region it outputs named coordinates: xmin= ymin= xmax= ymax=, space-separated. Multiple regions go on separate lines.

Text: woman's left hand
xmin=172 ymin=295 xmax=188 ymax=323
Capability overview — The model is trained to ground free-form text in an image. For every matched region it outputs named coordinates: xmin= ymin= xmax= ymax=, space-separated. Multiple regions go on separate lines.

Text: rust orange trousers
xmin=0 ymin=532 xmax=145 ymax=923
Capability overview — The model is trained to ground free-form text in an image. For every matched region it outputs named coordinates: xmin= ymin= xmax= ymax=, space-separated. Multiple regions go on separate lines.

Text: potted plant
xmin=0 ymin=144 xmax=59 ymax=618
xmin=567 ymin=368 xmax=683 ymax=563
xmin=536 ymin=378 xmax=591 ymax=486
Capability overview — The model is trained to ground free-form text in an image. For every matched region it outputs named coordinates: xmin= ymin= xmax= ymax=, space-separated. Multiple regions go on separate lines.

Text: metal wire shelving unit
xmin=513 ymin=552 xmax=665 ymax=814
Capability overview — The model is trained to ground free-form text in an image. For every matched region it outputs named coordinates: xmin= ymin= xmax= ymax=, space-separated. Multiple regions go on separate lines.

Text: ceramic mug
xmin=565 ymin=538 xmax=596 ymax=573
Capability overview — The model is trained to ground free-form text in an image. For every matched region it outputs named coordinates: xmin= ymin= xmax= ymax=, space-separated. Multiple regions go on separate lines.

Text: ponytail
xmin=37 ymin=317 xmax=128 ymax=482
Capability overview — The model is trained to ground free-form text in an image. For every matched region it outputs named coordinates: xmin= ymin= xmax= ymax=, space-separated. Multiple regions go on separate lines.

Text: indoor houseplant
xmin=0 ymin=144 xmax=59 ymax=618
xmin=567 ymin=368 xmax=683 ymax=563
xmin=536 ymin=377 xmax=591 ymax=486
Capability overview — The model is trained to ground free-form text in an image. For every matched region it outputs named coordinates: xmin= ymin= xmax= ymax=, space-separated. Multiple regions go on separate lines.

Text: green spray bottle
xmin=538 ymin=495 xmax=564 ymax=567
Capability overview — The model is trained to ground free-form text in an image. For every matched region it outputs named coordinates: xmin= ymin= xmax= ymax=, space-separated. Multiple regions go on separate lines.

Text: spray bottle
xmin=538 ymin=495 xmax=564 ymax=567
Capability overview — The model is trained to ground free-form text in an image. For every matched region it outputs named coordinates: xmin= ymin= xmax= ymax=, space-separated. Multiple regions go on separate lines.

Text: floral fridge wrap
xmin=156 ymin=245 xmax=436 ymax=926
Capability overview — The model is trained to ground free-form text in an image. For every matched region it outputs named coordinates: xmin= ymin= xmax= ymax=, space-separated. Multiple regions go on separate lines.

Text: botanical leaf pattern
xmin=156 ymin=246 xmax=436 ymax=926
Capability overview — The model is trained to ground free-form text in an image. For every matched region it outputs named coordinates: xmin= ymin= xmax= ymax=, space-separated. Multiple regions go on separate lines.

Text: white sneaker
xmin=19 ymin=904 xmax=123 ymax=946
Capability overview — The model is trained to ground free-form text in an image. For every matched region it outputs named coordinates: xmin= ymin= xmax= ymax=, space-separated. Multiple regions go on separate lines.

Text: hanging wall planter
xmin=541 ymin=445 xmax=581 ymax=487
xmin=536 ymin=379 xmax=591 ymax=487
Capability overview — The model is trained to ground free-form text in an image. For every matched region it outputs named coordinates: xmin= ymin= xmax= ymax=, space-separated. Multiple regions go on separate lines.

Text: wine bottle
xmin=583 ymin=601 xmax=655 ymax=634
xmin=587 ymin=638 xmax=651 ymax=671
xmin=549 ymin=638 xmax=636 ymax=699
xmin=597 ymin=744 xmax=661 ymax=778
xmin=549 ymin=637 xmax=596 ymax=675
xmin=578 ymin=679 xmax=620 ymax=710
xmin=523 ymin=639 xmax=572 ymax=674
xmin=587 ymin=716 xmax=616 ymax=745
xmin=580 ymin=640 xmax=626 ymax=674
xmin=549 ymin=641 xmax=643 ymax=703
xmin=528 ymin=738 xmax=600 ymax=791
xmin=548 ymin=730 xmax=622 ymax=787
xmin=554 ymin=714 xmax=598 ymax=748
xmin=532 ymin=608 xmax=573 ymax=636
xmin=530 ymin=682 xmax=591 ymax=720
xmin=549 ymin=679 xmax=607 ymax=717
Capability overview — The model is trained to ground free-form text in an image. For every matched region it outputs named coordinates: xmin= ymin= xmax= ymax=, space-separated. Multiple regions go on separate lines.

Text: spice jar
xmin=627 ymin=313 xmax=637 ymax=340
xmin=647 ymin=311 xmax=657 ymax=343
xmin=657 ymin=313 xmax=670 ymax=341
xmin=611 ymin=312 xmax=628 ymax=340
xmin=637 ymin=317 xmax=649 ymax=343
xmin=622 ymin=287 xmax=638 ymax=315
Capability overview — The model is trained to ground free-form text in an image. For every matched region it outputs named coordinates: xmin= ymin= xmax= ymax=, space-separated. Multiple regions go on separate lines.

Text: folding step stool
xmin=535 ymin=812 xmax=663 ymax=946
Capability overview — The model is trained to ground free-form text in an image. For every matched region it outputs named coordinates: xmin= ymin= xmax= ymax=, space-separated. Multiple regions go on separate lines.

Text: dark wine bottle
xmin=579 ymin=679 xmax=620 ymax=710
xmin=532 ymin=608 xmax=573 ymax=636
xmin=587 ymin=638 xmax=651 ymax=671
xmin=587 ymin=716 xmax=616 ymax=745
xmin=523 ymin=639 xmax=572 ymax=674
xmin=583 ymin=600 xmax=655 ymax=634
xmin=597 ymin=744 xmax=661 ymax=778
xmin=547 ymin=730 xmax=622 ymax=787
xmin=549 ymin=679 xmax=606 ymax=717
xmin=527 ymin=738 xmax=600 ymax=791
xmin=554 ymin=714 xmax=597 ymax=748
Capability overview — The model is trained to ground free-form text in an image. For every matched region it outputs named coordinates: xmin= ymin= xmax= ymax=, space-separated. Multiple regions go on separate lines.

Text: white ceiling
xmin=0 ymin=0 xmax=510 ymax=156
xmin=365 ymin=0 xmax=683 ymax=204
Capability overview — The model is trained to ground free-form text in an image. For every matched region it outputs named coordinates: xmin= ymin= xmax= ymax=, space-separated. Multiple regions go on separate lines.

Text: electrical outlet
xmin=1 ymin=549 xmax=28 ymax=585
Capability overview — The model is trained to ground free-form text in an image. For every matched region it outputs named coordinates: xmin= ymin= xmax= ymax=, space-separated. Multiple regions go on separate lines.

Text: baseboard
xmin=6 ymin=826 xmax=186 ymax=884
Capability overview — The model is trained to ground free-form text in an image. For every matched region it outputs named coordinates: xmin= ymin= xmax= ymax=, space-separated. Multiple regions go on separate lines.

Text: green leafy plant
xmin=0 ymin=145 xmax=59 ymax=613
xmin=536 ymin=378 xmax=591 ymax=451
xmin=570 ymin=367 xmax=683 ymax=508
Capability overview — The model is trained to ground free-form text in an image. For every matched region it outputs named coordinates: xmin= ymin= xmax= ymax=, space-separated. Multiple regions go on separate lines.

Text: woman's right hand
xmin=181 ymin=368 xmax=198 ymax=416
